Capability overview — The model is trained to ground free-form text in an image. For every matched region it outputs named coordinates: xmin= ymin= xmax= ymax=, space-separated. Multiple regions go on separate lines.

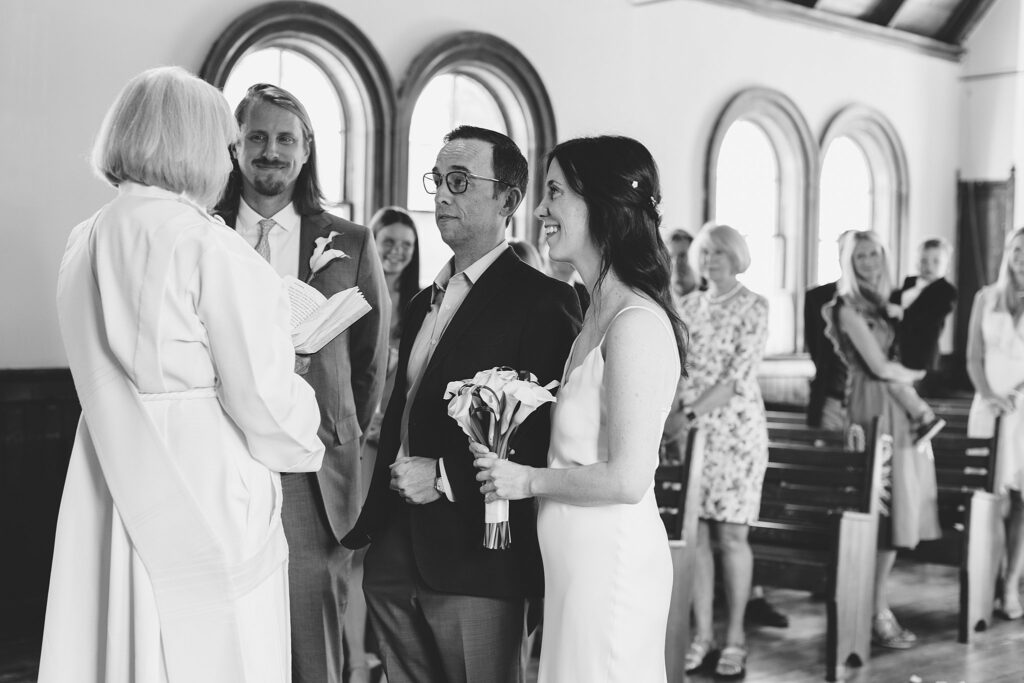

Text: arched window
xmin=398 ymin=33 xmax=556 ymax=279
xmin=817 ymin=106 xmax=908 ymax=285
xmin=201 ymin=2 xmax=394 ymax=224
xmin=705 ymin=89 xmax=817 ymax=355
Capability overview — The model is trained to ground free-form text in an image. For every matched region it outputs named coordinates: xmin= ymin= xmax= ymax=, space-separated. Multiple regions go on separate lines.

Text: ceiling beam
xmin=632 ymin=0 xmax=963 ymax=60
xmin=863 ymin=0 xmax=908 ymax=27
xmin=938 ymin=0 xmax=1000 ymax=44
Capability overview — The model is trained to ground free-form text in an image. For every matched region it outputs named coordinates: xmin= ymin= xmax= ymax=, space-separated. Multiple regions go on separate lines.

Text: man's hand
xmin=389 ymin=456 xmax=441 ymax=504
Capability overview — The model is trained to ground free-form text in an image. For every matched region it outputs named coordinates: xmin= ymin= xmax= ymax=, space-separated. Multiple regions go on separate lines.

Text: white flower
xmin=308 ymin=230 xmax=348 ymax=279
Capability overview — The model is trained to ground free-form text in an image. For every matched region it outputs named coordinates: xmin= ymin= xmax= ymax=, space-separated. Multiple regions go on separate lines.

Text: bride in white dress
xmin=473 ymin=136 xmax=685 ymax=683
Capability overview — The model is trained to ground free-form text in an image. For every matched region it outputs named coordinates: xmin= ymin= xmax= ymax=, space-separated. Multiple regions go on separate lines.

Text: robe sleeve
xmin=196 ymin=227 xmax=325 ymax=473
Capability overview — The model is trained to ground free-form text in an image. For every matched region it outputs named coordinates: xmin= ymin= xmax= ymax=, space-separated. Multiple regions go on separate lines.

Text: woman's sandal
xmin=714 ymin=644 xmax=747 ymax=679
xmin=997 ymin=593 xmax=1024 ymax=620
xmin=871 ymin=609 xmax=916 ymax=649
xmin=684 ymin=637 xmax=715 ymax=673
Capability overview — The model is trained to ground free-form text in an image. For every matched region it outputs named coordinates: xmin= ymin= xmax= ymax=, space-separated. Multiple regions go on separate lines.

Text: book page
xmin=292 ymin=286 xmax=372 ymax=354
xmin=283 ymin=275 xmax=328 ymax=328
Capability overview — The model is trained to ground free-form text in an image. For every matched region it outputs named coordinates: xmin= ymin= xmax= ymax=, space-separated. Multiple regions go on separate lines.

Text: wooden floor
xmin=2 ymin=560 xmax=1021 ymax=682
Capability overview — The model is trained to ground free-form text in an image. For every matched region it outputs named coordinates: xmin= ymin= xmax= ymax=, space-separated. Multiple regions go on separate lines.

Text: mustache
xmin=253 ymin=158 xmax=287 ymax=168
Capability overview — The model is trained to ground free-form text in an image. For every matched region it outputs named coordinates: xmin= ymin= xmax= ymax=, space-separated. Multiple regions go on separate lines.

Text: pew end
xmin=658 ymin=428 xmax=705 ymax=682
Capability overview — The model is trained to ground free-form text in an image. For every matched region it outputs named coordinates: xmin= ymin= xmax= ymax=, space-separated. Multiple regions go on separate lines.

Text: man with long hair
xmin=216 ymin=83 xmax=389 ymax=683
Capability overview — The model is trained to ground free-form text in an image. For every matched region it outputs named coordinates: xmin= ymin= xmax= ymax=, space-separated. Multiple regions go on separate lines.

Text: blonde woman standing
xmin=967 ymin=226 xmax=1024 ymax=619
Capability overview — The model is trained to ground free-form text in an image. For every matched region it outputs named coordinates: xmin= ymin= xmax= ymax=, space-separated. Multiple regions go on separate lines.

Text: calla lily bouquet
xmin=444 ymin=367 xmax=559 ymax=549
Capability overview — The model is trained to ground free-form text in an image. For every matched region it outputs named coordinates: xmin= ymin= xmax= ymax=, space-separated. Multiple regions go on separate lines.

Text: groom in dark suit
xmin=343 ymin=126 xmax=581 ymax=683
xmin=216 ymin=84 xmax=389 ymax=683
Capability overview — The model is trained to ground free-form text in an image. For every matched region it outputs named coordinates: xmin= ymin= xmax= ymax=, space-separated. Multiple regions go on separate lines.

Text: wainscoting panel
xmin=0 ymin=369 xmax=79 ymax=641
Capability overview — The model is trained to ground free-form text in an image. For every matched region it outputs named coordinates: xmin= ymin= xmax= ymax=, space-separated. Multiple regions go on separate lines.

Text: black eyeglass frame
xmin=422 ymin=170 xmax=509 ymax=195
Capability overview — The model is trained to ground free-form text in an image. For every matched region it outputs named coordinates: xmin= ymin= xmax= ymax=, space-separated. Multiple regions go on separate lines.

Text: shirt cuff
xmin=438 ymin=458 xmax=456 ymax=502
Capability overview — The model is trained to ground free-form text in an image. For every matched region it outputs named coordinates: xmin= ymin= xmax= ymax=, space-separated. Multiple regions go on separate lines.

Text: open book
xmin=284 ymin=275 xmax=372 ymax=354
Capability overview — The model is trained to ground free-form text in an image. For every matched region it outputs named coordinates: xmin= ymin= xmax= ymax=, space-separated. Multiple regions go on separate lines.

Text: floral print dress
xmin=677 ymin=284 xmax=769 ymax=524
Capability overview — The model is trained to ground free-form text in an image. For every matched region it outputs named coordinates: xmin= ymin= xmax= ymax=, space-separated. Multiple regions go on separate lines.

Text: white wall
xmin=2 ymin=0 xmax=965 ymax=367
xmin=959 ymin=0 xmax=1020 ymax=182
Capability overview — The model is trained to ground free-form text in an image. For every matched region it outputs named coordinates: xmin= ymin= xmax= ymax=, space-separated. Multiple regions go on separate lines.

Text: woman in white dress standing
xmin=38 ymin=66 xmax=325 ymax=683
xmin=473 ymin=135 xmax=686 ymax=683
xmin=967 ymin=226 xmax=1024 ymax=619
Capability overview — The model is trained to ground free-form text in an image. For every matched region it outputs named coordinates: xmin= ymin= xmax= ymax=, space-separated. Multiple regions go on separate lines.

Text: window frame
xmin=200 ymin=1 xmax=395 ymax=223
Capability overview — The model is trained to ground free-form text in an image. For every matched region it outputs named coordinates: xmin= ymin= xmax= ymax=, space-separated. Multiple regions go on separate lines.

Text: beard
xmin=252 ymin=174 xmax=289 ymax=197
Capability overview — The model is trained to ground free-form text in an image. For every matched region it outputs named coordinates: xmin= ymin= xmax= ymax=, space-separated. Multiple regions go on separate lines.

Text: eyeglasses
xmin=422 ymin=170 xmax=508 ymax=195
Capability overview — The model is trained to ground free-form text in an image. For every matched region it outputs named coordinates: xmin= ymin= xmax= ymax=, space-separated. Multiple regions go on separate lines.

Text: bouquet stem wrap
xmin=444 ymin=368 xmax=558 ymax=550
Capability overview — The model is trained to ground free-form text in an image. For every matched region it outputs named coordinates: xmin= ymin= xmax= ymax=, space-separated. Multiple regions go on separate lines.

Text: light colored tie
xmin=255 ymin=218 xmax=275 ymax=262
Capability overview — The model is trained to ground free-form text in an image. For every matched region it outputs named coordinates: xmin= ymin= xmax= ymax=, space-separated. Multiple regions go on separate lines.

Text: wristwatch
xmin=434 ymin=459 xmax=445 ymax=496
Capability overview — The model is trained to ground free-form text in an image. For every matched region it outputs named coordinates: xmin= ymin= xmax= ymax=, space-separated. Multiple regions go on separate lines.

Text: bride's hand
xmin=471 ymin=442 xmax=534 ymax=502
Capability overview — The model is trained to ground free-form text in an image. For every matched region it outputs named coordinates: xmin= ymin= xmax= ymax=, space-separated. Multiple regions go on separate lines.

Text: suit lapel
xmin=298 ymin=213 xmax=328 ymax=281
xmin=421 ymin=250 xmax=518 ymax=381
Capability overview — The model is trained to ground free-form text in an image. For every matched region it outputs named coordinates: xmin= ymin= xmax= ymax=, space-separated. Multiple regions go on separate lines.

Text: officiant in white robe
xmin=38 ymin=67 xmax=325 ymax=683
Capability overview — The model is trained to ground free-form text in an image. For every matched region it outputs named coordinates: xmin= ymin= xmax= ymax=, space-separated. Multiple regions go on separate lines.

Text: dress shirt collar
xmin=432 ymin=241 xmax=509 ymax=293
xmin=237 ymin=197 xmax=301 ymax=234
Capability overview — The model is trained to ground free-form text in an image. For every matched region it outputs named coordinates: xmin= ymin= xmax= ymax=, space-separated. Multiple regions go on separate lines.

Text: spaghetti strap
xmin=600 ymin=305 xmax=674 ymax=345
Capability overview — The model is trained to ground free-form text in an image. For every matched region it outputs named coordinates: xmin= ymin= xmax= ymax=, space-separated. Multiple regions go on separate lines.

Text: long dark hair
xmin=547 ymin=135 xmax=687 ymax=365
xmin=370 ymin=206 xmax=421 ymax=321
xmin=215 ymin=83 xmax=325 ymax=216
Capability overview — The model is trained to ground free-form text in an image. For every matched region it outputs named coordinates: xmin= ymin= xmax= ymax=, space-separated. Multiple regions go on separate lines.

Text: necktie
xmin=255 ymin=218 xmax=274 ymax=262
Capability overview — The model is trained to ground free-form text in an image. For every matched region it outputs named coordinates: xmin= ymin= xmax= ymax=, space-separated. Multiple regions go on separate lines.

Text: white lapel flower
xmin=308 ymin=230 xmax=348 ymax=281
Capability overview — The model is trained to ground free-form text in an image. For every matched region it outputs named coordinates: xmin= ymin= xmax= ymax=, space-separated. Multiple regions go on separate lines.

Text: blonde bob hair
xmin=92 ymin=66 xmax=238 ymax=209
xmin=994 ymin=226 xmax=1024 ymax=318
xmin=837 ymin=230 xmax=893 ymax=309
xmin=689 ymin=222 xmax=751 ymax=276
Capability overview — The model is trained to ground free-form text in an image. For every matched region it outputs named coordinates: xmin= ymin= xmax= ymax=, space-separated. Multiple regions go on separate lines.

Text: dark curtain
xmin=951 ymin=169 xmax=1015 ymax=389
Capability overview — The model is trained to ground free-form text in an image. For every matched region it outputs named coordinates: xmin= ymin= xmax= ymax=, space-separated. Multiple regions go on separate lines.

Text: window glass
xmin=714 ymin=120 xmax=793 ymax=353
xmin=818 ymin=136 xmax=873 ymax=285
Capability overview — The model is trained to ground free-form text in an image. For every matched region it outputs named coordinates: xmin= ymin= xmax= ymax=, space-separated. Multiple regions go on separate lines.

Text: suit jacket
xmin=219 ymin=206 xmax=390 ymax=541
xmin=804 ymin=281 xmax=842 ymax=427
xmin=344 ymin=249 xmax=582 ymax=600
xmin=891 ymin=276 xmax=957 ymax=371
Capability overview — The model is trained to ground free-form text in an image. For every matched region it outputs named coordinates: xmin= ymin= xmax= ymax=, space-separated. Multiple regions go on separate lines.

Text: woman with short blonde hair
xmin=39 ymin=66 xmax=324 ymax=683
xmin=679 ymin=222 xmax=769 ymax=678
xmin=688 ymin=222 xmax=751 ymax=277
xmin=92 ymin=65 xmax=238 ymax=209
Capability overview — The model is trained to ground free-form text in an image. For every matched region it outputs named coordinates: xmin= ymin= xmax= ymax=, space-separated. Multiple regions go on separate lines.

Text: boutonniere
xmin=308 ymin=230 xmax=348 ymax=282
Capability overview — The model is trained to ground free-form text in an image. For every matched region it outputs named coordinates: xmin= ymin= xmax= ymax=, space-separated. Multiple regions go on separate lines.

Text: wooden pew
xmin=770 ymin=408 xmax=1002 ymax=644
xmin=900 ymin=425 xmax=1002 ymax=642
xmin=768 ymin=422 xmax=846 ymax=448
xmin=751 ymin=420 xmax=883 ymax=682
xmin=766 ymin=409 xmax=807 ymax=426
xmin=656 ymin=428 xmax=705 ymax=683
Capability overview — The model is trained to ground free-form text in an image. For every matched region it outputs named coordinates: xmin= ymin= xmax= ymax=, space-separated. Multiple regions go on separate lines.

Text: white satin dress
xmin=536 ymin=306 xmax=679 ymax=683
xmin=967 ymin=285 xmax=1024 ymax=492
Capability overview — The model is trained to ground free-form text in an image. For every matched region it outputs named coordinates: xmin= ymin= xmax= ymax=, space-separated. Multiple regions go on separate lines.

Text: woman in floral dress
xmin=677 ymin=223 xmax=769 ymax=679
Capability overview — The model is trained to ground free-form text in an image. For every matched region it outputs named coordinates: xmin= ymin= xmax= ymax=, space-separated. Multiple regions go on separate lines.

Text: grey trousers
xmin=281 ymin=472 xmax=354 ymax=683
xmin=363 ymin=512 xmax=526 ymax=683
